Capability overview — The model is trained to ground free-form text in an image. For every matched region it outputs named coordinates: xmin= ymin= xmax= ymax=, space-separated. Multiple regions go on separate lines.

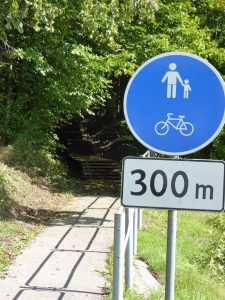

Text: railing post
xmin=113 ymin=150 xmax=156 ymax=297
xmin=133 ymin=209 xmax=138 ymax=255
xmin=125 ymin=208 xmax=133 ymax=288
xmin=137 ymin=208 xmax=142 ymax=230
xmin=112 ymin=210 xmax=125 ymax=300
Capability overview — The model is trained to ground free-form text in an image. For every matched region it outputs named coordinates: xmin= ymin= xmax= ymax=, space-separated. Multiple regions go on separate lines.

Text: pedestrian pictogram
xmin=161 ymin=62 xmax=192 ymax=99
xmin=183 ymin=79 xmax=191 ymax=99
xmin=124 ymin=52 xmax=225 ymax=155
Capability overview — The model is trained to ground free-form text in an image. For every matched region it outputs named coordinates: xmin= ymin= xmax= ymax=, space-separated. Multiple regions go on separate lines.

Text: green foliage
xmin=192 ymin=0 xmax=225 ymax=49
xmin=0 ymin=0 xmax=60 ymax=41
xmin=0 ymin=221 xmax=36 ymax=274
xmin=118 ymin=120 xmax=146 ymax=156
xmin=8 ymin=141 xmax=66 ymax=181
xmin=212 ymin=129 xmax=225 ymax=159
xmin=0 ymin=0 xmax=225 ymax=162
xmin=208 ymin=234 xmax=225 ymax=280
xmin=0 ymin=165 xmax=9 ymax=211
xmin=0 ymin=0 xmax=137 ymax=152
xmin=207 ymin=213 xmax=225 ymax=280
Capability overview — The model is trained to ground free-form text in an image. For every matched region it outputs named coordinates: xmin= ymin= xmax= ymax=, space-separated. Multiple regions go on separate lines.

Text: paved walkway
xmin=0 ymin=196 xmax=119 ymax=300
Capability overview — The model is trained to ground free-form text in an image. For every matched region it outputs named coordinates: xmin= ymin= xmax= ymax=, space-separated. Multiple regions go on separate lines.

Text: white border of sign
xmin=124 ymin=52 xmax=225 ymax=156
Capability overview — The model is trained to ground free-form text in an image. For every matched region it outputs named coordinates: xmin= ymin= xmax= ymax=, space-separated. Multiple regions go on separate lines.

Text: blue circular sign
xmin=124 ymin=52 xmax=225 ymax=155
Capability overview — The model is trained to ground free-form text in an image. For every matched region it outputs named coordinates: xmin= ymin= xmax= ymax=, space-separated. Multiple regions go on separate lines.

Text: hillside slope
xmin=0 ymin=161 xmax=73 ymax=276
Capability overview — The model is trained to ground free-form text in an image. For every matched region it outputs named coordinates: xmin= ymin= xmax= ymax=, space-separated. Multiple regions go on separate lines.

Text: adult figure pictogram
xmin=162 ymin=63 xmax=183 ymax=99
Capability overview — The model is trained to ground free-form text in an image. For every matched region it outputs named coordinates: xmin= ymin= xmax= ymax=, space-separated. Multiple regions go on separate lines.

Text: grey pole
xmin=137 ymin=208 xmax=142 ymax=230
xmin=125 ymin=208 xmax=133 ymax=288
xmin=133 ymin=209 xmax=138 ymax=255
xmin=112 ymin=211 xmax=125 ymax=300
xmin=165 ymin=155 xmax=178 ymax=300
xmin=165 ymin=209 xmax=177 ymax=300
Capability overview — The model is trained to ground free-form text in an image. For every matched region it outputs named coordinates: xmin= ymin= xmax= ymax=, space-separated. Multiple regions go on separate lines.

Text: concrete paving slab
xmin=0 ymin=196 xmax=119 ymax=300
xmin=59 ymin=227 xmax=98 ymax=249
xmin=11 ymin=289 xmax=62 ymax=300
xmin=90 ymin=228 xmax=116 ymax=251
xmin=67 ymin=252 xmax=108 ymax=293
xmin=29 ymin=251 xmax=82 ymax=287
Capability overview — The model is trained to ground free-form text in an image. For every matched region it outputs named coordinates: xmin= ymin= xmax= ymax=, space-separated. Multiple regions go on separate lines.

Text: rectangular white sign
xmin=121 ymin=157 xmax=225 ymax=211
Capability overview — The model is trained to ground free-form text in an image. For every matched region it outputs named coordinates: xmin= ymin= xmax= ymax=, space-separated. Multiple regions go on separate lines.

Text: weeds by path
xmin=135 ymin=210 xmax=225 ymax=299
xmin=0 ymin=161 xmax=120 ymax=277
xmin=106 ymin=208 xmax=225 ymax=299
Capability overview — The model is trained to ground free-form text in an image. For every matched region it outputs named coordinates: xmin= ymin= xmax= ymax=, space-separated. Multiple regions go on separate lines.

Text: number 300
xmin=130 ymin=169 xmax=188 ymax=198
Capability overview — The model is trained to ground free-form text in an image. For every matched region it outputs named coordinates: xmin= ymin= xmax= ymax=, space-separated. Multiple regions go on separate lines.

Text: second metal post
xmin=165 ymin=209 xmax=177 ymax=300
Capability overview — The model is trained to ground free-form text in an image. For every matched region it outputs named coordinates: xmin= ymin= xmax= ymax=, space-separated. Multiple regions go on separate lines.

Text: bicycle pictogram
xmin=155 ymin=113 xmax=194 ymax=136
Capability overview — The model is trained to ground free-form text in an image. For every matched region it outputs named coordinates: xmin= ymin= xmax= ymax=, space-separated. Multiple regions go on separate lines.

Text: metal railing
xmin=112 ymin=150 xmax=153 ymax=300
xmin=112 ymin=207 xmax=141 ymax=300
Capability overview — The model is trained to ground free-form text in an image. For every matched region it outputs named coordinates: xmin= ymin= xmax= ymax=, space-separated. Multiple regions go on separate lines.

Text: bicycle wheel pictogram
xmin=180 ymin=122 xmax=194 ymax=136
xmin=155 ymin=122 xmax=169 ymax=135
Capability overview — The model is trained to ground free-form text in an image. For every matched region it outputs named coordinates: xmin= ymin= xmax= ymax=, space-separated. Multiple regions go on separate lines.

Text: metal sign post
xmin=165 ymin=209 xmax=177 ymax=300
xmin=166 ymin=155 xmax=178 ymax=300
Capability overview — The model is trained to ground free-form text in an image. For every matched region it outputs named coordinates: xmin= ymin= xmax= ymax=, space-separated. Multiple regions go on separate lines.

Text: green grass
xmin=0 ymin=220 xmax=39 ymax=275
xmin=0 ymin=159 xmax=73 ymax=277
xmin=108 ymin=209 xmax=225 ymax=300
xmin=135 ymin=209 xmax=225 ymax=300
xmin=0 ymin=155 xmax=121 ymax=277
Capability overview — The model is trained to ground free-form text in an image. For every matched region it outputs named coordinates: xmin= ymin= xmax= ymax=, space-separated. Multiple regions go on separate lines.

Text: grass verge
xmin=0 ymin=161 xmax=76 ymax=277
xmin=137 ymin=210 xmax=225 ymax=299
xmin=0 ymin=154 xmax=120 ymax=278
xmin=108 ymin=209 xmax=225 ymax=300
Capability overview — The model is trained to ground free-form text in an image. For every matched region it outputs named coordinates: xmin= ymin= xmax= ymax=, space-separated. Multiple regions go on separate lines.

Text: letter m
xmin=195 ymin=184 xmax=213 ymax=200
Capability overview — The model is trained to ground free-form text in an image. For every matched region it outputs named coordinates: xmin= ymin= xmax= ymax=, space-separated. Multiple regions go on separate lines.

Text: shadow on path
xmin=11 ymin=196 xmax=118 ymax=300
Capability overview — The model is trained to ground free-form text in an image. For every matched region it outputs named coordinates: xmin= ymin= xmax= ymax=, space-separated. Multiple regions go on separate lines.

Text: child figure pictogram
xmin=182 ymin=79 xmax=191 ymax=99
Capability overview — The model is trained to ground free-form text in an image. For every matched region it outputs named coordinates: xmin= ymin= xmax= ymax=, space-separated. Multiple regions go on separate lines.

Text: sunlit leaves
xmin=0 ymin=0 xmax=61 ymax=41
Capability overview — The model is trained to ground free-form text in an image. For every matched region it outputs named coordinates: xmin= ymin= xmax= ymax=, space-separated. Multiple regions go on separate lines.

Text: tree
xmin=0 ymin=0 xmax=133 ymax=150
xmin=0 ymin=0 xmax=225 ymax=160
xmin=79 ymin=0 xmax=225 ymax=158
